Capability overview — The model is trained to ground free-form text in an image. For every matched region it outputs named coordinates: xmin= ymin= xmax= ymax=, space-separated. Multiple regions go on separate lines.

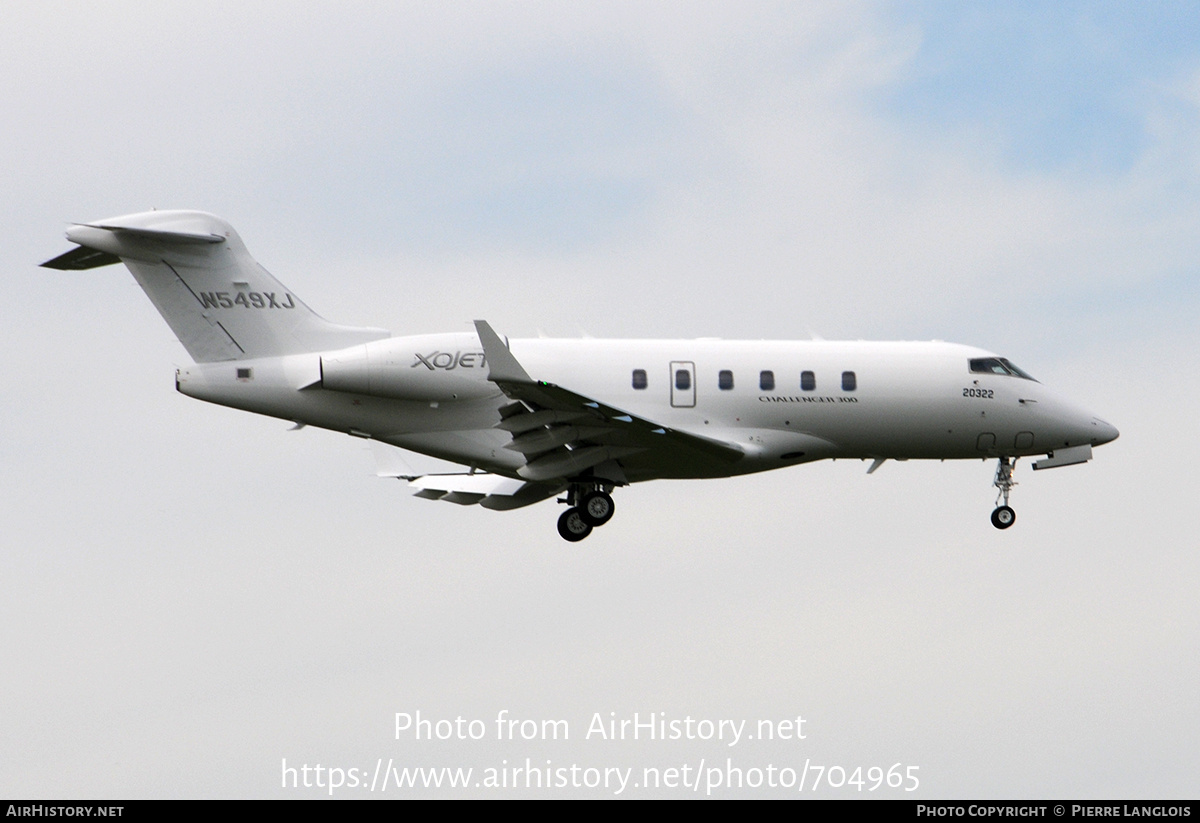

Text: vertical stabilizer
xmin=42 ymin=210 xmax=389 ymax=362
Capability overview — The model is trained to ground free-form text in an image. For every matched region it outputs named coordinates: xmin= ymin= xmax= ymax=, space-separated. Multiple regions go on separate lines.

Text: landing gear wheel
xmin=580 ymin=490 xmax=615 ymax=527
xmin=991 ymin=505 xmax=1016 ymax=530
xmin=557 ymin=507 xmax=593 ymax=542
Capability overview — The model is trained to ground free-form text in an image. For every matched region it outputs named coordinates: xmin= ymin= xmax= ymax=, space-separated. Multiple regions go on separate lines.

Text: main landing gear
xmin=990 ymin=456 xmax=1017 ymax=530
xmin=556 ymin=484 xmax=616 ymax=542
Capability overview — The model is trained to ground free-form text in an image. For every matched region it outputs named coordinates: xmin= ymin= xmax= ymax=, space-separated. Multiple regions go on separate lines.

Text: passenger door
xmin=670 ymin=361 xmax=696 ymax=408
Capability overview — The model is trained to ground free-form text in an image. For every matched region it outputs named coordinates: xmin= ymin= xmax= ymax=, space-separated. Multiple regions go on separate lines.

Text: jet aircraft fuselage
xmin=177 ymin=335 xmax=1113 ymax=476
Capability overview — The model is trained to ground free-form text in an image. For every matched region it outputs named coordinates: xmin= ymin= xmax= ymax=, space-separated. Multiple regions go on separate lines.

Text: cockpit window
xmin=998 ymin=358 xmax=1036 ymax=381
xmin=969 ymin=357 xmax=1037 ymax=381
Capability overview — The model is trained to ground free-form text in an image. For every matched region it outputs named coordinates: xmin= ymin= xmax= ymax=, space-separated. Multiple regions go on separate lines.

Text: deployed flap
xmin=409 ymin=473 xmax=528 ymax=496
xmin=474 ymin=320 xmax=744 ymax=483
xmin=405 ymin=473 xmax=565 ymax=510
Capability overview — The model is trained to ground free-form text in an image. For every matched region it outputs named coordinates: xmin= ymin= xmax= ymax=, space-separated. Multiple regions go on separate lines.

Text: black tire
xmin=991 ymin=505 xmax=1016 ymax=529
xmin=557 ymin=507 xmax=593 ymax=542
xmin=580 ymin=490 xmax=615 ymax=527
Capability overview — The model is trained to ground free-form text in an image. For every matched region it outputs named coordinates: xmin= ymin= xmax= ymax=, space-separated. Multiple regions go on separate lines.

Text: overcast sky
xmin=3 ymin=1 xmax=1197 ymax=798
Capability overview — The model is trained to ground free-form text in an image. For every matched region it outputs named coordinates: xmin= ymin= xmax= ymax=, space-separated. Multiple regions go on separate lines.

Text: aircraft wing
xmin=475 ymin=320 xmax=745 ymax=484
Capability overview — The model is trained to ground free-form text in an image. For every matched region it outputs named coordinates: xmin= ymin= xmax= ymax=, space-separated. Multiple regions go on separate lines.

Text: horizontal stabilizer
xmin=80 ymin=218 xmax=225 ymax=244
xmin=40 ymin=246 xmax=121 ymax=270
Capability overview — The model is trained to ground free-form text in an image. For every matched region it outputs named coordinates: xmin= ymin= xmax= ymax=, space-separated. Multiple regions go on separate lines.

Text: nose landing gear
xmin=991 ymin=457 xmax=1017 ymax=529
xmin=556 ymin=484 xmax=616 ymax=541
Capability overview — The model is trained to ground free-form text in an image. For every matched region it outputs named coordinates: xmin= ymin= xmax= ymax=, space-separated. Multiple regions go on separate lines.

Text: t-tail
xmin=41 ymin=210 xmax=389 ymax=362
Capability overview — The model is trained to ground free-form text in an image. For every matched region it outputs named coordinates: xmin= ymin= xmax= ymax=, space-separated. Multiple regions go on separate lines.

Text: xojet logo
xmin=411 ymin=350 xmax=487 ymax=371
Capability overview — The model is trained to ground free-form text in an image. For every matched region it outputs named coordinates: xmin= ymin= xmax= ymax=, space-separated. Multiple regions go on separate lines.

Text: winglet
xmin=474 ymin=320 xmax=533 ymax=384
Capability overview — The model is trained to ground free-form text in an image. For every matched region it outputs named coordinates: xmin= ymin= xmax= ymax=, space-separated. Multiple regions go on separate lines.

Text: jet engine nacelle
xmin=319 ymin=333 xmax=497 ymax=402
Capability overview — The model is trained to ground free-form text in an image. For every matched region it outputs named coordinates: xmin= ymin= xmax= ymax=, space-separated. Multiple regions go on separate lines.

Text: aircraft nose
xmin=1091 ymin=417 xmax=1119 ymax=446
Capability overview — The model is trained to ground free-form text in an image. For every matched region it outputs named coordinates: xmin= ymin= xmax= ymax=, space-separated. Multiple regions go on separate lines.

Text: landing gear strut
xmin=556 ymin=483 xmax=616 ymax=541
xmin=990 ymin=457 xmax=1017 ymax=530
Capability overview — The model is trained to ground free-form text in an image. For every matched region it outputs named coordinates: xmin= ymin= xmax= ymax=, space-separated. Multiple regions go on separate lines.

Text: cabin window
xmin=632 ymin=369 xmax=647 ymax=390
xmin=675 ymin=369 xmax=691 ymax=391
xmin=760 ymin=370 xmax=775 ymax=391
xmin=841 ymin=371 xmax=856 ymax=391
xmin=718 ymin=370 xmax=734 ymax=390
xmin=801 ymin=370 xmax=815 ymax=391
xmin=236 ymin=368 xmax=252 ymax=380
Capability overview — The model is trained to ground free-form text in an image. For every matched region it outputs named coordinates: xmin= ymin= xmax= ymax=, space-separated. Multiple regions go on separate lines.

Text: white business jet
xmin=44 ymin=210 xmax=1118 ymax=541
